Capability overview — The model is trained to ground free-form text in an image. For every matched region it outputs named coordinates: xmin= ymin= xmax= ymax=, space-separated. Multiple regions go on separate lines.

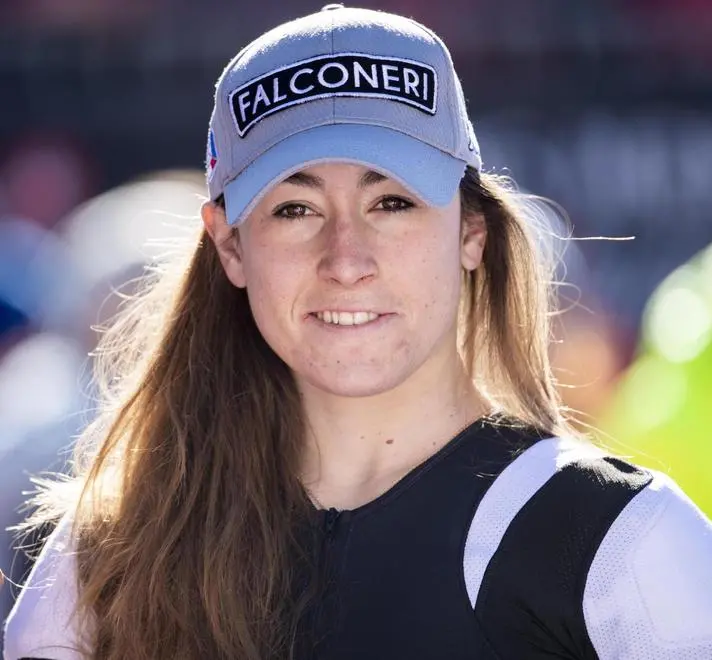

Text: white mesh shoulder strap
xmin=583 ymin=471 xmax=712 ymax=659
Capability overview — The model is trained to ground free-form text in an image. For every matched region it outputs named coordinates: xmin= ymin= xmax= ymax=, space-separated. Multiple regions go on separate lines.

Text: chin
xmin=301 ymin=365 xmax=410 ymax=399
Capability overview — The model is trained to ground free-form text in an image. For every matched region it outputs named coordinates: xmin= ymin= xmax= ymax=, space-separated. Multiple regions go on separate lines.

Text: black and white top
xmin=4 ymin=419 xmax=712 ymax=659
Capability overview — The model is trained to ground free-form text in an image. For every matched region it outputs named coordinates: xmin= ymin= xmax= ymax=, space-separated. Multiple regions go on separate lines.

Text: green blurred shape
xmin=599 ymin=243 xmax=712 ymax=516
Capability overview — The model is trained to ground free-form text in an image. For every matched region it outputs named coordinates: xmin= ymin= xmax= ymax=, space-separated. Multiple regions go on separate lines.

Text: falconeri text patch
xmin=230 ymin=53 xmax=438 ymax=137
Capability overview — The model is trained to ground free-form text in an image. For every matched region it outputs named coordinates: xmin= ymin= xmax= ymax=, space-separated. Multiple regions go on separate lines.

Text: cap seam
xmin=412 ymin=21 xmax=460 ymax=151
xmin=330 ymin=11 xmax=336 ymax=125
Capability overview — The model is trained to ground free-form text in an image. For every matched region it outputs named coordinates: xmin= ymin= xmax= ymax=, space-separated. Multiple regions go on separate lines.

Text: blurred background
xmin=1 ymin=0 xmax=711 ymax=628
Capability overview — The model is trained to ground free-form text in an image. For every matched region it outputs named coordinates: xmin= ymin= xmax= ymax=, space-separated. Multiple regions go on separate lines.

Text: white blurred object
xmin=0 ymin=333 xmax=85 ymax=459
xmin=0 ymin=217 xmax=82 ymax=329
xmin=61 ymin=171 xmax=204 ymax=289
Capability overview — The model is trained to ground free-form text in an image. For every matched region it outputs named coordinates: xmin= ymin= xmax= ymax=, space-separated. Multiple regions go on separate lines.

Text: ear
xmin=201 ymin=200 xmax=247 ymax=288
xmin=460 ymin=212 xmax=487 ymax=271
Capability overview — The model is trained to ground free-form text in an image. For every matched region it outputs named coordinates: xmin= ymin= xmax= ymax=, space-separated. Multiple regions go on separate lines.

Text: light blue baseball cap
xmin=206 ymin=4 xmax=482 ymax=225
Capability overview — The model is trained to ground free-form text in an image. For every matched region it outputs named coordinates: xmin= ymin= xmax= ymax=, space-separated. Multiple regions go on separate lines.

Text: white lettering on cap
xmin=229 ymin=52 xmax=438 ymax=137
xmin=381 ymin=64 xmax=400 ymax=92
xmin=353 ymin=61 xmax=378 ymax=89
xmin=290 ymin=68 xmax=315 ymax=94
xmin=317 ymin=62 xmax=349 ymax=89
xmin=403 ymin=68 xmax=420 ymax=98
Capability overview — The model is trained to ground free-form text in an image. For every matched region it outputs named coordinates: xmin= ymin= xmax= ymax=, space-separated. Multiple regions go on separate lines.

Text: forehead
xmin=269 ymin=164 xmax=429 ymax=203
xmin=278 ymin=164 xmax=390 ymax=189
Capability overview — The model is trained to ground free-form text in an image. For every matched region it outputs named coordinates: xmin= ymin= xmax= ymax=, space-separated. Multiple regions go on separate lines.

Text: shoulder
xmin=463 ymin=435 xmax=712 ymax=659
xmin=3 ymin=515 xmax=89 ymax=660
xmin=584 ymin=469 xmax=712 ymax=658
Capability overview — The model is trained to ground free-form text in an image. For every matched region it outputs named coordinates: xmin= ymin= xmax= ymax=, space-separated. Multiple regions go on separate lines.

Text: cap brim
xmin=223 ymin=124 xmax=467 ymax=225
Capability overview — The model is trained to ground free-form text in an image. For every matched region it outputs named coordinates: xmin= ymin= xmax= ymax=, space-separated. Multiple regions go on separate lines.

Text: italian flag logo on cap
xmin=206 ymin=129 xmax=218 ymax=180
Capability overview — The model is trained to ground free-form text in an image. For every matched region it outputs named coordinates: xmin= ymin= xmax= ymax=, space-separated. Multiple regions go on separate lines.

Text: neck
xmin=298 ymin=354 xmax=490 ymax=510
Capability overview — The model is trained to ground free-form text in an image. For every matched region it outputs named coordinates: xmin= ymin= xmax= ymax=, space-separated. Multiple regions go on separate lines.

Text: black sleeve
xmin=473 ymin=456 xmax=652 ymax=659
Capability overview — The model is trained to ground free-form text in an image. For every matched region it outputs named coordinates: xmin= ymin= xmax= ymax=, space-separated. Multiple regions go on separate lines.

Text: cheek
xmin=240 ymin=244 xmax=307 ymax=343
xmin=242 ymin=237 xmax=298 ymax=296
xmin=405 ymin=225 xmax=463 ymax=311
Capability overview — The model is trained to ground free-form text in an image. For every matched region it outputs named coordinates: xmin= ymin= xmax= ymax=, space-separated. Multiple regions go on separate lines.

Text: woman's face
xmin=204 ymin=163 xmax=485 ymax=398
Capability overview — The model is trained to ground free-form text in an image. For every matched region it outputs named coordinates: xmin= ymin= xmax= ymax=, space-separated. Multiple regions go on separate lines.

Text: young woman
xmin=4 ymin=5 xmax=712 ymax=659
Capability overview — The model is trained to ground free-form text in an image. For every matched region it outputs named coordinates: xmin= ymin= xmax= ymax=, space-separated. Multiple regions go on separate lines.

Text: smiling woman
xmin=4 ymin=5 xmax=712 ymax=660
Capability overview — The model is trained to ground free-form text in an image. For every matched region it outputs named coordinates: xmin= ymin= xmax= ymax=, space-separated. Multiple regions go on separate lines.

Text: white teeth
xmin=316 ymin=311 xmax=380 ymax=326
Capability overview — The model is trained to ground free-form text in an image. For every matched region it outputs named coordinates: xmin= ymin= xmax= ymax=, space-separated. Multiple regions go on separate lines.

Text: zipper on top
xmin=323 ymin=507 xmax=341 ymax=537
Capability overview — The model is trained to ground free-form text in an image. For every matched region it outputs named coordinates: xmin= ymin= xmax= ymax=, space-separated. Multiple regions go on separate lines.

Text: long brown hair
xmin=22 ymin=166 xmax=572 ymax=659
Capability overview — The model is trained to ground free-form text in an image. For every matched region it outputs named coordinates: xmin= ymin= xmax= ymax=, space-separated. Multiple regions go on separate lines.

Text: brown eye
xmin=377 ymin=196 xmax=415 ymax=212
xmin=273 ymin=203 xmax=312 ymax=219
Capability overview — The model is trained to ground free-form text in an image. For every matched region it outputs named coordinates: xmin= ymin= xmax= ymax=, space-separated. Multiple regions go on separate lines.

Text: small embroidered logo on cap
xmin=206 ymin=129 xmax=218 ymax=180
xmin=230 ymin=53 xmax=438 ymax=138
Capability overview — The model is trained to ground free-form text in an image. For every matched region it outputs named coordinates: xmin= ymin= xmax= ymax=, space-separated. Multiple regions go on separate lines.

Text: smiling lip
xmin=308 ymin=310 xmax=393 ymax=328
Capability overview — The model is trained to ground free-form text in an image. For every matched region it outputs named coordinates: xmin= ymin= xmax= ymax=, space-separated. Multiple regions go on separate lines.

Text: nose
xmin=317 ymin=212 xmax=378 ymax=287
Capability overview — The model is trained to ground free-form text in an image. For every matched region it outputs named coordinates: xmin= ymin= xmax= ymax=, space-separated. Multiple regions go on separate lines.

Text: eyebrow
xmin=281 ymin=169 xmax=388 ymax=189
